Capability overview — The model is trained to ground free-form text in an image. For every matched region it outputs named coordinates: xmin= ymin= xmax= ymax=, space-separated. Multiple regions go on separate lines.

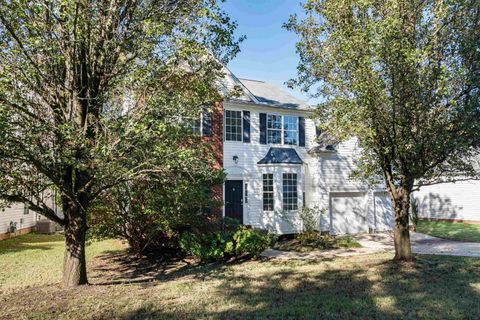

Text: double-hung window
xmin=183 ymin=112 xmax=202 ymax=136
xmin=283 ymin=116 xmax=298 ymax=145
xmin=282 ymin=173 xmax=298 ymax=211
xmin=225 ymin=110 xmax=242 ymax=141
xmin=263 ymin=174 xmax=274 ymax=211
xmin=267 ymin=114 xmax=282 ymax=144
xmin=187 ymin=116 xmax=201 ymax=135
xmin=267 ymin=114 xmax=298 ymax=145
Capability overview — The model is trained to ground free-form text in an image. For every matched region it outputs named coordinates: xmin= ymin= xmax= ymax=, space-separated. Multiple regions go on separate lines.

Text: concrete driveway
xmin=355 ymin=231 xmax=480 ymax=257
xmin=261 ymin=231 xmax=480 ymax=260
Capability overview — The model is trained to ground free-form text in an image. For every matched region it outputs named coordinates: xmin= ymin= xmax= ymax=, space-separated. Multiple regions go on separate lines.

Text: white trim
xmin=257 ymin=163 xmax=303 ymax=168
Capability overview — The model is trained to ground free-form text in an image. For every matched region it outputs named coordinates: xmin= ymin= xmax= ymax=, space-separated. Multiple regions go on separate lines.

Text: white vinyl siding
xmin=414 ymin=181 xmax=480 ymax=222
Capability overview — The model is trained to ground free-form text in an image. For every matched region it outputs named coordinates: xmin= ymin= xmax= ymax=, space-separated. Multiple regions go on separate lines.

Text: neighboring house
xmin=414 ymin=181 xmax=480 ymax=224
xmin=0 ymin=203 xmax=38 ymax=240
xmin=217 ymin=69 xmax=394 ymax=235
xmin=0 ymin=191 xmax=61 ymax=240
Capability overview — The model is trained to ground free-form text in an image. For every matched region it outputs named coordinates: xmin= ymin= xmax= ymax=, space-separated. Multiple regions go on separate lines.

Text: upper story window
xmin=225 ymin=110 xmax=242 ymax=141
xmin=283 ymin=116 xmax=298 ymax=145
xmin=185 ymin=116 xmax=201 ymax=135
xmin=267 ymin=114 xmax=282 ymax=144
xmin=267 ymin=114 xmax=298 ymax=145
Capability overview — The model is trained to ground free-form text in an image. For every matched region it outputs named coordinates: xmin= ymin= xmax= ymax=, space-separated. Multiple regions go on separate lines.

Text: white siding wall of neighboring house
xmin=0 ymin=203 xmax=37 ymax=235
xmin=414 ymin=181 xmax=480 ymax=222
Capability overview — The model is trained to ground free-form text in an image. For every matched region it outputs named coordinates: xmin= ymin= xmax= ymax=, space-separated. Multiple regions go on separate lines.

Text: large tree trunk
xmin=62 ymin=207 xmax=88 ymax=287
xmin=392 ymin=185 xmax=413 ymax=261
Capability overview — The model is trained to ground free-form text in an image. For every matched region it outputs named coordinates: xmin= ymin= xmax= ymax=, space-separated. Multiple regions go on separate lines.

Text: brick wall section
xmin=201 ymin=101 xmax=224 ymax=216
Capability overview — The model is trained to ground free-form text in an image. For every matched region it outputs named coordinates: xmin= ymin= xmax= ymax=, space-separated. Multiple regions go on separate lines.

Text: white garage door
xmin=374 ymin=191 xmax=394 ymax=231
xmin=331 ymin=192 xmax=368 ymax=234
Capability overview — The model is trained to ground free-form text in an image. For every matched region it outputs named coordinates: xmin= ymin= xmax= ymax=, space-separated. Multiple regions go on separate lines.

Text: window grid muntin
xmin=263 ymin=174 xmax=274 ymax=211
xmin=267 ymin=114 xmax=282 ymax=144
xmin=283 ymin=116 xmax=298 ymax=145
xmin=283 ymin=173 xmax=298 ymax=211
xmin=266 ymin=114 xmax=298 ymax=145
xmin=225 ymin=110 xmax=242 ymax=141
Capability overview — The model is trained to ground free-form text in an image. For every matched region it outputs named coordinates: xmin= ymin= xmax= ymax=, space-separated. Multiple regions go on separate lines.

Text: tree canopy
xmin=286 ymin=0 xmax=480 ymax=260
xmin=0 ymin=0 xmax=242 ymax=286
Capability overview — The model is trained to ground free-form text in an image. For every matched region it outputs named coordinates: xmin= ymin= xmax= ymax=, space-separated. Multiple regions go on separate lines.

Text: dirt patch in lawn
xmin=273 ymin=234 xmax=362 ymax=253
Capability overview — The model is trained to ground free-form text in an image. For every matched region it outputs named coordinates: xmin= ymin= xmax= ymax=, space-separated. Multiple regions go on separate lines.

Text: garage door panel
xmin=331 ymin=193 xmax=368 ymax=234
xmin=374 ymin=192 xmax=393 ymax=231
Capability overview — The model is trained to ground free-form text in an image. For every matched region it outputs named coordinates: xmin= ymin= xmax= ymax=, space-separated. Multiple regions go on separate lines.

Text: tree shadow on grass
xmin=90 ymin=252 xmax=480 ymax=320
xmin=0 ymin=233 xmax=64 ymax=255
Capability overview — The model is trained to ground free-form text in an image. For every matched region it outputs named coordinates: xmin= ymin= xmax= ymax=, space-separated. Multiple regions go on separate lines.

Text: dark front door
xmin=225 ymin=180 xmax=243 ymax=224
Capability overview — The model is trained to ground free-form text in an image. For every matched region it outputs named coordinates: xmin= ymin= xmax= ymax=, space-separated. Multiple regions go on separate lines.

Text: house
xmin=0 ymin=203 xmax=38 ymax=240
xmin=0 ymin=67 xmax=395 ymax=239
xmin=413 ymin=181 xmax=480 ymax=224
xmin=0 ymin=191 xmax=61 ymax=240
xmin=214 ymin=69 xmax=394 ymax=234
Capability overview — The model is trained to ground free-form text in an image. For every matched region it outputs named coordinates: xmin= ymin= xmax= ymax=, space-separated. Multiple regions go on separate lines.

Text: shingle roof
xmin=238 ymin=78 xmax=311 ymax=111
xmin=218 ymin=65 xmax=311 ymax=111
xmin=258 ymin=148 xmax=303 ymax=165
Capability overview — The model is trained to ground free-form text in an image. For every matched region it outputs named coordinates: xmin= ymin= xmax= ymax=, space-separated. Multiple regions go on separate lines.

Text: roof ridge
xmin=238 ymin=78 xmax=266 ymax=83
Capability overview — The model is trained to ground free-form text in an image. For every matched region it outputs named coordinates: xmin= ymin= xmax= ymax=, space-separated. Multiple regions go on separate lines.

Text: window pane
xmin=225 ymin=110 xmax=242 ymax=141
xmin=183 ymin=114 xmax=201 ymax=135
xmin=263 ymin=174 xmax=274 ymax=211
xmin=283 ymin=116 xmax=298 ymax=145
xmin=282 ymin=173 xmax=298 ymax=211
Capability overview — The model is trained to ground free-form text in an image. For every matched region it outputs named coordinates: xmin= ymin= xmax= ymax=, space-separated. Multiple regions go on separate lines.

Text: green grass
xmin=0 ymin=233 xmax=122 ymax=289
xmin=1 ymin=234 xmax=480 ymax=319
xmin=416 ymin=220 xmax=480 ymax=242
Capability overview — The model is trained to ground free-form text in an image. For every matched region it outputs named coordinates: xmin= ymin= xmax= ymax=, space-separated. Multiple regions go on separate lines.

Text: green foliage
xmin=179 ymin=232 xmax=234 ymax=262
xmin=179 ymin=223 xmax=273 ymax=262
xmin=0 ymin=0 xmax=242 ymax=283
xmin=336 ymin=235 xmax=362 ymax=249
xmin=233 ymin=228 xmax=273 ymax=258
xmin=299 ymin=206 xmax=324 ymax=234
xmin=286 ymin=0 xmax=480 ymax=258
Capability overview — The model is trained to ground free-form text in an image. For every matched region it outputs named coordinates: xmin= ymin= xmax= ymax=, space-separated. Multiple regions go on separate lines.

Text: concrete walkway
xmin=411 ymin=232 xmax=480 ymax=257
xmin=261 ymin=232 xmax=480 ymax=260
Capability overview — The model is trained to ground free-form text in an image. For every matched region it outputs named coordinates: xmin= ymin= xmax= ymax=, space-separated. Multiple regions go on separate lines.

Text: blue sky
xmin=221 ymin=1 xmax=316 ymax=104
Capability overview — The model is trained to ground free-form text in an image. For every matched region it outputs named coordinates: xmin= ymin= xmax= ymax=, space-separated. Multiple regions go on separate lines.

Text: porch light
xmin=233 ymin=155 xmax=239 ymax=165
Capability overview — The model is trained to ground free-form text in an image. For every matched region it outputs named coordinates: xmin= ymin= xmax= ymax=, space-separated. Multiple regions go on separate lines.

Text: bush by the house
xmin=179 ymin=231 xmax=233 ymax=262
xmin=233 ymin=227 xmax=273 ymax=258
xmin=179 ymin=223 xmax=273 ymax=262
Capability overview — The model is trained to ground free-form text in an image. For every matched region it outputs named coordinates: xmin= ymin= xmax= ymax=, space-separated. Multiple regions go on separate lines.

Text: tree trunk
xmin=392 ymin=185 xmax=413 ymax=261
xmin=62 ymin=209 xmax=88 ymax=287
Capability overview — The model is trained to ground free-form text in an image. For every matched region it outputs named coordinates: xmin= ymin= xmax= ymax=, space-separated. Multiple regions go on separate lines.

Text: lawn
xmin=416 ymin=220 xmax=480 ymax=242
xmin=1 ymin=234 xmax=480 ymax=319
xmin=0 ymin=233 xmax=123 ymax=289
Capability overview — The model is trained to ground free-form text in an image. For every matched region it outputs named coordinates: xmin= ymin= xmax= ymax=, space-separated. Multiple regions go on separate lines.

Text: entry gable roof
xmin=257 ymin=147 xmax=303 ymax=165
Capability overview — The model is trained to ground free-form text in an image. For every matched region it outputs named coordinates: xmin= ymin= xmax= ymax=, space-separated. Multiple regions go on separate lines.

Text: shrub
xmin=179 ymin=223 xmax=273 ymax=262
xmin=179 ymin=231 xmax=234 ymax=262
xmin=336 ymin=235 xmax=362 ymax=248
xmin=233 ymin=227 xmax=273 ymax=258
